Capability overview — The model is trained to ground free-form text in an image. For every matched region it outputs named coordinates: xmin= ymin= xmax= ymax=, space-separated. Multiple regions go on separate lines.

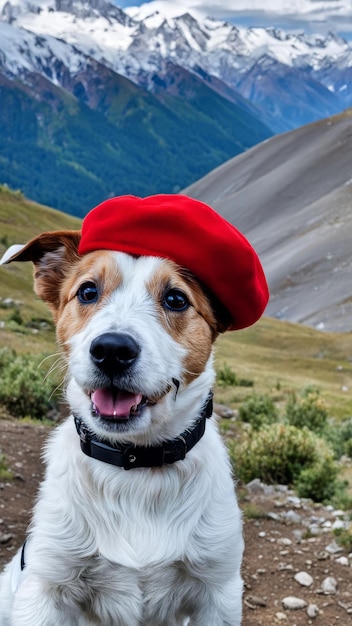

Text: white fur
xmin=0 ymin=252 xmax=243 ymax=625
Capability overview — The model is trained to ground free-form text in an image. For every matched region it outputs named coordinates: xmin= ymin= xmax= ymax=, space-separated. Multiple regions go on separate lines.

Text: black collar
xmin=74 ymin=392 xmax=213 ymax=470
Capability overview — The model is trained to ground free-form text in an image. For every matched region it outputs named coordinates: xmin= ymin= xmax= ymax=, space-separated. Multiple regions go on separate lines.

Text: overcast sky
xmin=118 ymin=0 xmax=352 ymax=37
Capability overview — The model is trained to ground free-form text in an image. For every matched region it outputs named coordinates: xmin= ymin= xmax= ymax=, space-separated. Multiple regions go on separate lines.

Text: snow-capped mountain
xmin=0 ymin=20 xmax=90 ymax=79
xmin=0 ymin=0 xmax=351 ymax=215
xmin=0 ymin=1 xmax=273 ymax=215
xmin=1 ymin=0 xmax=352 ymax=129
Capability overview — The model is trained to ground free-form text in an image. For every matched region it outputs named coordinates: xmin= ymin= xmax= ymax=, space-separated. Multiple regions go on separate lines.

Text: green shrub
xmin=334 ymin=524 xmax=352 ymax=552
xmin=231 ymin=424 xmax=316 ymax=484
xmin=285 ymin=387 xmax=328 ymax=433
xmin=325 ymin=419 xmax=352 ymax=459
xmin=230 ymin=423 xmax=339 ymax=502
xmin=0 ymin=349 xmax=58 ymax=419
xmin=238 ymin=377 xmax=254 ymax=388
xmin=296 ymin=456 xmax=339 ymax=502
xmin=8 ymin=308 xmax=23 ymax=326
xmin=217 ymin=363 xmax=238 ymax=387
xmin=216 ymin=363 xmax=254 ymax=388
xmin=238 ymin=393 xmax=278 ymax=430
xmin=0 ymin=234 xmax=9 ymax=248
xmin=343 ymin=431 xmax=352 ymax=458
xmin=0 ymin=348 xmax=14 ymax=369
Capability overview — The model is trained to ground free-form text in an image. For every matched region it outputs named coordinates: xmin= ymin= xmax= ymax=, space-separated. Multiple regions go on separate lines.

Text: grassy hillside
xmin=0 ymin=186 xmax=80 ymax=353
xmin=215 ymin=317 xmax=352 ymax=421
xmin=1 ymin=188 xmax=352 ymax=421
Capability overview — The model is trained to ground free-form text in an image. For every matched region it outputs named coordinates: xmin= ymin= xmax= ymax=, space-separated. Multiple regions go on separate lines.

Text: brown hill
xmin=184 ymin=110 xmax=352 ymax=332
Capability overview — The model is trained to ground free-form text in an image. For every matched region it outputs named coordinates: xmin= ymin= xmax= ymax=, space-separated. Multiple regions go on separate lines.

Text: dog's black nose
xmin=90 ymin=332 xmax=140 ymax=376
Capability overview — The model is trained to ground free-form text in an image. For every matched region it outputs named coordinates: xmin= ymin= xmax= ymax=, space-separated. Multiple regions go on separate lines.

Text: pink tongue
xmin=91 ymin=389 xmax=143 ymax=419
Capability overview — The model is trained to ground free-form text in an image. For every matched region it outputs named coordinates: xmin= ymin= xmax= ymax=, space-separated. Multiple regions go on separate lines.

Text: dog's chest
xmin=41 ymin=420 xmax=228 ymax=571
xmin=88 ymin=469 xmax=205 ymax=568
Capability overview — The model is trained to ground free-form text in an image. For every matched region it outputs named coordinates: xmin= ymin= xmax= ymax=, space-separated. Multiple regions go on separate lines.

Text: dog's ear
xmin=180 ymin=269 xmax=233 ymax=337
xmin=0 ymin=231 xmax=81 ymax=315
xmin=210 ymin=301 xmax=233 ymax=335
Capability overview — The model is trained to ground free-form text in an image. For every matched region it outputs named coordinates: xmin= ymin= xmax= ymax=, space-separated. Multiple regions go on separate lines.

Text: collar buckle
xmin=122 ymin=445 xmax=165 ymax=470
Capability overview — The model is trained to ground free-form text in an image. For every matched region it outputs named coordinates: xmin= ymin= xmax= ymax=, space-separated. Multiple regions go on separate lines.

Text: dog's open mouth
xmin=90 ymin=388 xmax=147 ymax=421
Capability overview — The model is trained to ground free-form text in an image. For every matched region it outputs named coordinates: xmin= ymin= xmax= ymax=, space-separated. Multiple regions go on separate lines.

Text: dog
xmin=0 ymin=194 xmax=268 ymax=625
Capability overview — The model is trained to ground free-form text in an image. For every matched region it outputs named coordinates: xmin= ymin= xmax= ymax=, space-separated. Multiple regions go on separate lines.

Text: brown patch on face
xmin=7 ymin=231 xmax=123 ymax=352
xmin=55 ymin=251 xmax=123 ymax=349
xmin=147 ymin=261 xmax=218 ymax=385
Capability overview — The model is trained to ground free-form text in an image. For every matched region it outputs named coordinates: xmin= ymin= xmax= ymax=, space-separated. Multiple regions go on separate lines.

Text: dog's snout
xmin=90 ymin=332 xmax=140 ymax=375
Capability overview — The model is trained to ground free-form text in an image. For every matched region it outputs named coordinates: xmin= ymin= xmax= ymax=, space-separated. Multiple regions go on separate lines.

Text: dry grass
xmin=214 ymin=317 xmax=352 ymax=420
xmin=0 ymin=185 xmax=80 ymax=350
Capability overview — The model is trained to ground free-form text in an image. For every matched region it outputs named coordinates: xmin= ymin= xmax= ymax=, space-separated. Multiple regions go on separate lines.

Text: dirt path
xmin=0 ymin=419 xmax=351 ymax=625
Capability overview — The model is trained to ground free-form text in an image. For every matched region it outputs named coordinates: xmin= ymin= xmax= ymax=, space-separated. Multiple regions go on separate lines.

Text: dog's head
xmin=1 ymin=195 xmax=268 ymax=446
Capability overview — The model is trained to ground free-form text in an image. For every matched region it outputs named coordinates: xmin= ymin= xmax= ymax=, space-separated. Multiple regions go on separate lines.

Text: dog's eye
xmin=163 ymin=288 xmax=189 ymax=312
xmin=77 ymin=282 xmax=99 ymax=304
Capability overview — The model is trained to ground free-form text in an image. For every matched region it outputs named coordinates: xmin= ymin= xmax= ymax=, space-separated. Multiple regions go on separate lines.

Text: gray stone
xmin=267 ymin=511 xmax=282 ymax=522
xmin=282 ymin=596 xmax=307 ymax=610
xmin=213 ymin=403 xmax=235 ymax=419
xmin=308 ymin=524 xmax=321 ymax=536
xmin=245 ymin=479 xmax=274 ymax=496
xmin=294 ymin=571 xmax=313 ymax=587
xmin=283 ymin=509 xmax=302 ymax=524
xmin=335 ymin=556 xmax=349 ymax=566
xmin=321 ymin=576 xmax=337 ymax=594
xmin=307 ymin=604 xmax=319 ymax=618
xmin=332 ymin=519 xmax=346 ymax=531
xmin=332 ymin=509 xmax=345 ymax=517
xmin=277 ymin=537 xmax=292 ymax=546
xmin=325 ymin=540 xmax=343 ymax=554
xmin=293 ymin=529 xmax=303 ymax=542
xmin=286 ymin=495 xmax=302 ymax=508
xmin=2 ymin=298 xmax=15 ymax=307
xmin=245 ymin=595 xmax=267 ymax=607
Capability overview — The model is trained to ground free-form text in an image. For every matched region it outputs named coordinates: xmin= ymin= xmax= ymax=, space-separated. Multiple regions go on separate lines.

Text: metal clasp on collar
xmin=122 ymin=445 xmax=165 ymax=470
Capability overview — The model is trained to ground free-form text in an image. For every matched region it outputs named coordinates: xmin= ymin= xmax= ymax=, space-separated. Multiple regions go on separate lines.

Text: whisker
xmin=48 ymin=382 xmax=67 ymax=402
xmin=38 ymin=352 xmax=62 ymax=369
xmin=44 ymin=360 xmax=66 ymax=382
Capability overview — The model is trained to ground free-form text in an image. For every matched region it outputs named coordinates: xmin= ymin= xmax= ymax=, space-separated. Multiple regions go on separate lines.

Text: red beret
xmin=78 ymin=194 xmax=269 ymax=330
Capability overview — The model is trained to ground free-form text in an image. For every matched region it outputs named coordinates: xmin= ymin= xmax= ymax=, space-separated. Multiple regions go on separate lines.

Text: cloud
xmin=191 ymin=0 xmax=351 ymax=16
xmin=125 ymin=1 xmax=352 ymax=38
xmin=128 ymin=0 xmax=352 ymax=20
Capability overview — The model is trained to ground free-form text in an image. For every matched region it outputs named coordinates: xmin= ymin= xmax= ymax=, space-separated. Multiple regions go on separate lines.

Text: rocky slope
xmin=184 ymin=110 xmax=352 ymax=333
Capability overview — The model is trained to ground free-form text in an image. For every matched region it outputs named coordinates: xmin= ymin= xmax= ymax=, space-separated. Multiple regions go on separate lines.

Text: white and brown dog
xmin=0 ymin=195 xmax=268 ymax=626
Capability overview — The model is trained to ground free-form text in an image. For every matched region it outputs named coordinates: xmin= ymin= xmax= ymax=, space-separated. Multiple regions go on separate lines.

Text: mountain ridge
xmin=2 ymin=0 xmax=352 ymax=130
